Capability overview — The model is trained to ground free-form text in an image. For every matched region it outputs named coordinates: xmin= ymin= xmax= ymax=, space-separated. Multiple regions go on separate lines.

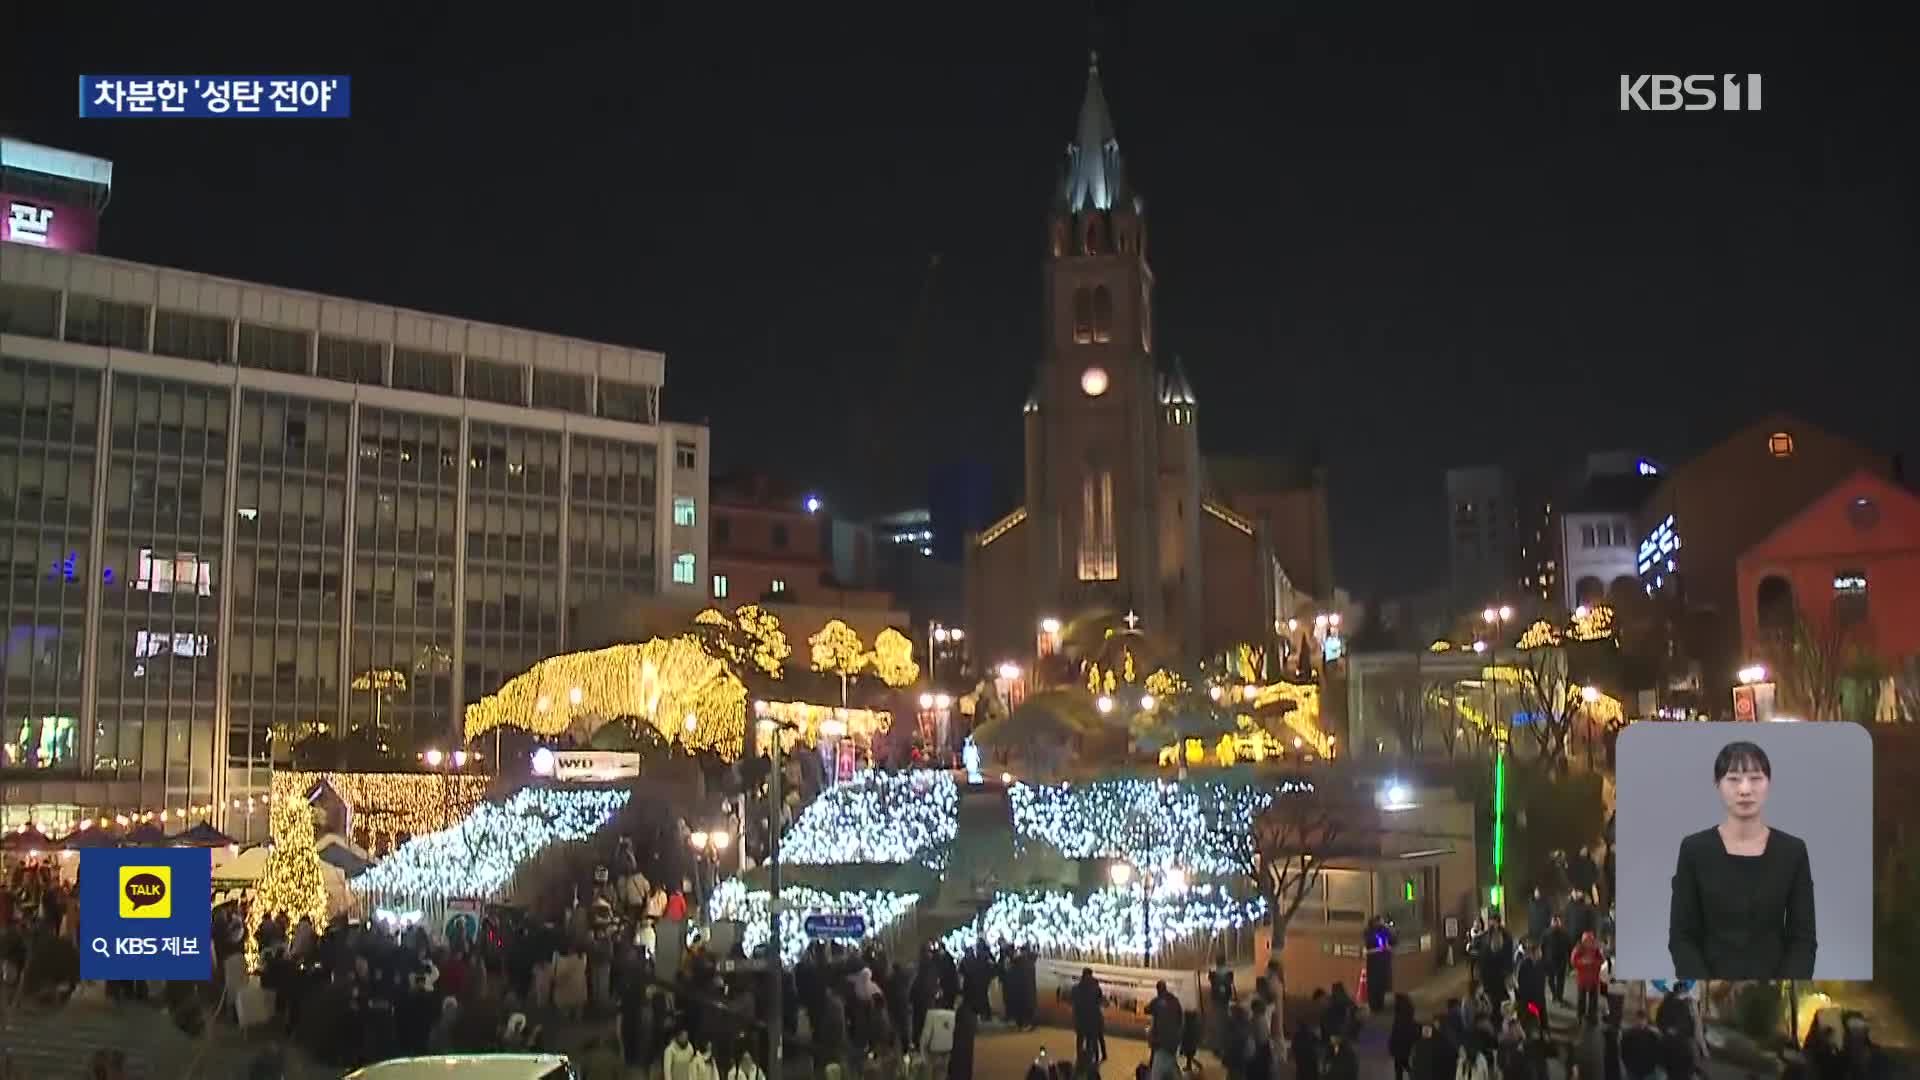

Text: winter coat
xmin=1570 ymin=937 xmax=1605 ymax=991
xmin=1148 ymin=993 xmax=1183 ymax=1052
xmin=663 ymin=1038 xmax=701 ymax=1080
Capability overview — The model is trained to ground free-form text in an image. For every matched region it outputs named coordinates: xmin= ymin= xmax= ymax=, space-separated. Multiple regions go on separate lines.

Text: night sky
xmin=9 ymin=10 xmax=1919 ymax=595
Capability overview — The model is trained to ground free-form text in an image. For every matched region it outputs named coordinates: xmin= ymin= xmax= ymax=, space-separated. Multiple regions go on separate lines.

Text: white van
xmin=343 ymin=1054 xmax=577 ymax=1079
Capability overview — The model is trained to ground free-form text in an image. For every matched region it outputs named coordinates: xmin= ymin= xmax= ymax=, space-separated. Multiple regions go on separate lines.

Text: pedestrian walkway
xmin=0 ymin=999 xmax=329 ymax=1080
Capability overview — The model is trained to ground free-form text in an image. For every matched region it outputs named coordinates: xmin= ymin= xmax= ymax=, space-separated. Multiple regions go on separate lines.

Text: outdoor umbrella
xmin=169 ymin=821 xmax=237 ymax=848
xmin=59 ymin=826 xmax=120 ymax=849
xmin=0 ymin=826 xmax=53 ymax=853
xmin=121 ymin=821 xmax=168 ymax=846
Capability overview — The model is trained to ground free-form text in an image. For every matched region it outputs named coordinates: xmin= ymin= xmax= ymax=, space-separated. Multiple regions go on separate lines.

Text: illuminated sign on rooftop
xmin=1637 ymin=515 xmax=1681 ymax=580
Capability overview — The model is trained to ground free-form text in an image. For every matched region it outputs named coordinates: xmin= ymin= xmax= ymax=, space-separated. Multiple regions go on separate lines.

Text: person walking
xmin=1071 ymin=968 xmax=1105 ymax=1073
xmin=1570 ymin=931 xmax=1606 ymax=1027
xmin=1148 ymin=982 xmax=1185 ymax=1080
xmin=1388 ymin=994 xmax=1419 ymax=1080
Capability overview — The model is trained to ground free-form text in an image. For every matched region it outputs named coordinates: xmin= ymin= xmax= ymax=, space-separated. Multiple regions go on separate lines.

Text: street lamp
xmin=1481 ymin=602 xmax=1516 ymax=914
xmin=1096 ymin=695 xmax=1115 ymax=714
xmin=1109 ymin=860 xmax=1189 ymax=966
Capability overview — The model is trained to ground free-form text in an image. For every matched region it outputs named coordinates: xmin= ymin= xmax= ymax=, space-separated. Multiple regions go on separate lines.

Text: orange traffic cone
xmin=1356 ymin=962 xmax=1370 ymax=1012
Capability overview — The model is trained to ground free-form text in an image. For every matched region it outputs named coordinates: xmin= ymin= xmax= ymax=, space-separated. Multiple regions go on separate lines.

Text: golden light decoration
xmin=1568 ymin=604 xmax=1616 ymax=642
xmin=733 ymin=604 xmax=792 ymax=678
xmin=462 ymin=636 xmax=748 ymax=759
xmin=282 ymin=770 xmax=490 ymax=854
xmin=246 ymin=772 xmax=327 ymax=972
xmin=350 ymin=667 xmax=409 ymax=692
xmin=1516 ymin=619 xmax=1563 ymax=651
xmin=1428 ymin=639 xmax=1453 ymax=653
xmin=752 ymin=700 xmax=892 ymax=745
xmin=809 ymin=619 xmax=869 ymax=681
xmin=1143 ymin=668 xmax=1191 ymax=700
xmin=694 ymin=604 xmax=792 ymax=680
xmin=870 ymin=627 xmax=921 ymax=688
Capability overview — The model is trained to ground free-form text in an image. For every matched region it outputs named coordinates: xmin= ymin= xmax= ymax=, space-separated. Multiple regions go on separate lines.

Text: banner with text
xmin=79 ymin=847 xmax=214 ymax=981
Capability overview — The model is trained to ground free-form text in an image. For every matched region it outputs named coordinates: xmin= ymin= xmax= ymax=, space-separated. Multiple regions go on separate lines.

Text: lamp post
xmin=754 ymin=702 xmax=797 ymax=1078
xmin=1481 ymin=604 xmax=1513 ymax=914
xmin=1110 ymin=861 xmax=1188 ymax=967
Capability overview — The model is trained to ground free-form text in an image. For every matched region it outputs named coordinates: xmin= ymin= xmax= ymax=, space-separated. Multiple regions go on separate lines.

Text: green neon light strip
xmin=1492 ymin=746 xmax=1507 ymax=907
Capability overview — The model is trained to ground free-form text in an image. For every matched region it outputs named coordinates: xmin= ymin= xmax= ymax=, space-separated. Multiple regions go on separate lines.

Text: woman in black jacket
xmin=1668 ymin=741 xmax=1817 ymax=979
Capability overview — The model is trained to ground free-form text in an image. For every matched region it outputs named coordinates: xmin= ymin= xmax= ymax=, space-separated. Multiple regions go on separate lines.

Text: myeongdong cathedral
xmin=966 ymin=54 xmax=1336 ymax=670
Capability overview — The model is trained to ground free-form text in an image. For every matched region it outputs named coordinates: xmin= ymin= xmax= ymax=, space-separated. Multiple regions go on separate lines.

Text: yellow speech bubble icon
xmin=119 ymin=865 xmax=172 ymax=919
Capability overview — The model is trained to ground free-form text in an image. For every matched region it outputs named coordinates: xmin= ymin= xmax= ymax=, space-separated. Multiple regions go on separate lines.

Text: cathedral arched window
xmin=1091 ymin=287 xmax=1113 ymax=344
xmin=1077 ymin=467 xmax=1118 ymax=582
xmin=1083 ymin=217 xmax=1104 ymax=255
xmin=1072 ymin=288 xmax=1094 ymax=344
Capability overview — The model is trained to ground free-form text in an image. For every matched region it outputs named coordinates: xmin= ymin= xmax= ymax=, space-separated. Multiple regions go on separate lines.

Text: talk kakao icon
xmin=119 ymin=865 xmax=172 ymax=919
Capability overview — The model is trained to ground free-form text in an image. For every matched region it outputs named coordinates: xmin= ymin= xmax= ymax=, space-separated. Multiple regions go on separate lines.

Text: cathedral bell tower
xmin=1026 ymin=51 xmax=1163 ymax=631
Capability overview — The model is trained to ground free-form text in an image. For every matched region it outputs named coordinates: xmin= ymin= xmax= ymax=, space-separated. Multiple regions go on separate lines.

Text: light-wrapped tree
xmin=246 ymin=774 xmax=327 ymax=970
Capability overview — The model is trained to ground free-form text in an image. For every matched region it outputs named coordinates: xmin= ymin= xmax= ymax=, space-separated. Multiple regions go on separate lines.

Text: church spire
xmin=1061 ymin=50 xmax=1126 ymax=213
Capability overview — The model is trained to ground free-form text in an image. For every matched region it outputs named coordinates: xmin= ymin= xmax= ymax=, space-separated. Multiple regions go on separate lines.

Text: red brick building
xmin=1630 ymin=414 xmax=1889 ymax=702
xmin=965 ymin=55 xmax=1332 ymax=671
xmin=1736 ymin=468 xmax=1920 ymax=682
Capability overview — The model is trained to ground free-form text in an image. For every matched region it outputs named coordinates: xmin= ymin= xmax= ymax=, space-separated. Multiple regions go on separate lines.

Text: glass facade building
xmin=0 ymin=244 xmax=709 ymax=837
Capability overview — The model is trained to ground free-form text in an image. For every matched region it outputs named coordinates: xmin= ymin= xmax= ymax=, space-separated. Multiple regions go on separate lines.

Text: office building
xmin=1 ymin=234 xmax=706 ymax=835
xmin=1445 ymin=465 xmax=1516 ymax=608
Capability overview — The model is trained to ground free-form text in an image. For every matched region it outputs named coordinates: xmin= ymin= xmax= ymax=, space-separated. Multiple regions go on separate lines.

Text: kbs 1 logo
xmin=1619 ymin=74 xmax=1762 ymax=112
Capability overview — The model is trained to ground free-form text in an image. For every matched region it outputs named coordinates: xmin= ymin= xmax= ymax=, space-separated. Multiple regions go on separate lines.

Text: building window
xmin=675 ymin=441 xmax=697 ymax=470
xmin=465 ymin=357 xmax=526 ymax=406
xmin=153 ymin=309 xmax=231 ymax=364
xmin=63 ymin=295 xmax=148 ymax=350
xmin=598 ymin=379 xmax=653 ymax=423
xmin=1072 ymin=288 xmax=1093 ymax=345
xmin=1580 ymin=525 xmax=1596 ymax=549
xmin=673 ymin=496 xmax=697 ymax=527
xmin=392 ymin=347 xmax=456 ymax=395
xmin=1090 ymin=286 xmax=1113 ymax=343
xmin=235 ymin=323 xmax=311 ymax=374
xmin=672 ymin=552 xmax=696 ymax=585
xmin=1768 ymin=431 xmax=1795 ymax=458
xmin=0 ymin=282 xmax=60 ymax=338
xmin=1833 ymin=570 xmax=1868 ymax=626
xmin=712 ymin=574 xmax=729 ymax=599
xmin=771 ymin=523 xmax=789 ymax=550
xmin=532 ymin=369 xmax=590 ymax=414
xmin=317 ymin=335 xmax=385 ymax=385
xmin=770 ymin=578 xmax=787 ymax=594
xmin=1076 ymin=469 xmax=1118 ymax=581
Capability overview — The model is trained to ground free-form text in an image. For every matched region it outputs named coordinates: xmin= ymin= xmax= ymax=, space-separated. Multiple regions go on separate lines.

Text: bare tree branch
xmin=1251 ymin=782 xmax=1370 ymax=949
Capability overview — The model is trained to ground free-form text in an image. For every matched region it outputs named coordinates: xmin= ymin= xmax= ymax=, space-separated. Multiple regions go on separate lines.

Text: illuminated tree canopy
xmin=809 ymin=618 xmax=870 ymax=704
xmin=462 ymin=636 xmax=748 ymax=758
xmin=870 ymin=627 xmax=920 ymax=688
xmin=694 ymin=604 xmax=792 ymax=681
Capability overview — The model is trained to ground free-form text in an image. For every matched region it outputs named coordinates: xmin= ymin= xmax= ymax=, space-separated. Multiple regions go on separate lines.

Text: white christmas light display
xmin=939 ymin=885 xmax=1268 ymax=960
xmin=706 ymin=878 xmax=921 ymax=966
xmin=1007 ymin=778 xmax=1280 ymax=877
xmin=352 ymin=787 xmax=629 ymax=904
xmin=779 ymin=770 xmax=957 ymax=865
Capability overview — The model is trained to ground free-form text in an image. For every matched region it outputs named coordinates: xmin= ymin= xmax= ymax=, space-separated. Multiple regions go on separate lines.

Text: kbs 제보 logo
xmin=119 ymin=865 xmax=172 ymax=919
